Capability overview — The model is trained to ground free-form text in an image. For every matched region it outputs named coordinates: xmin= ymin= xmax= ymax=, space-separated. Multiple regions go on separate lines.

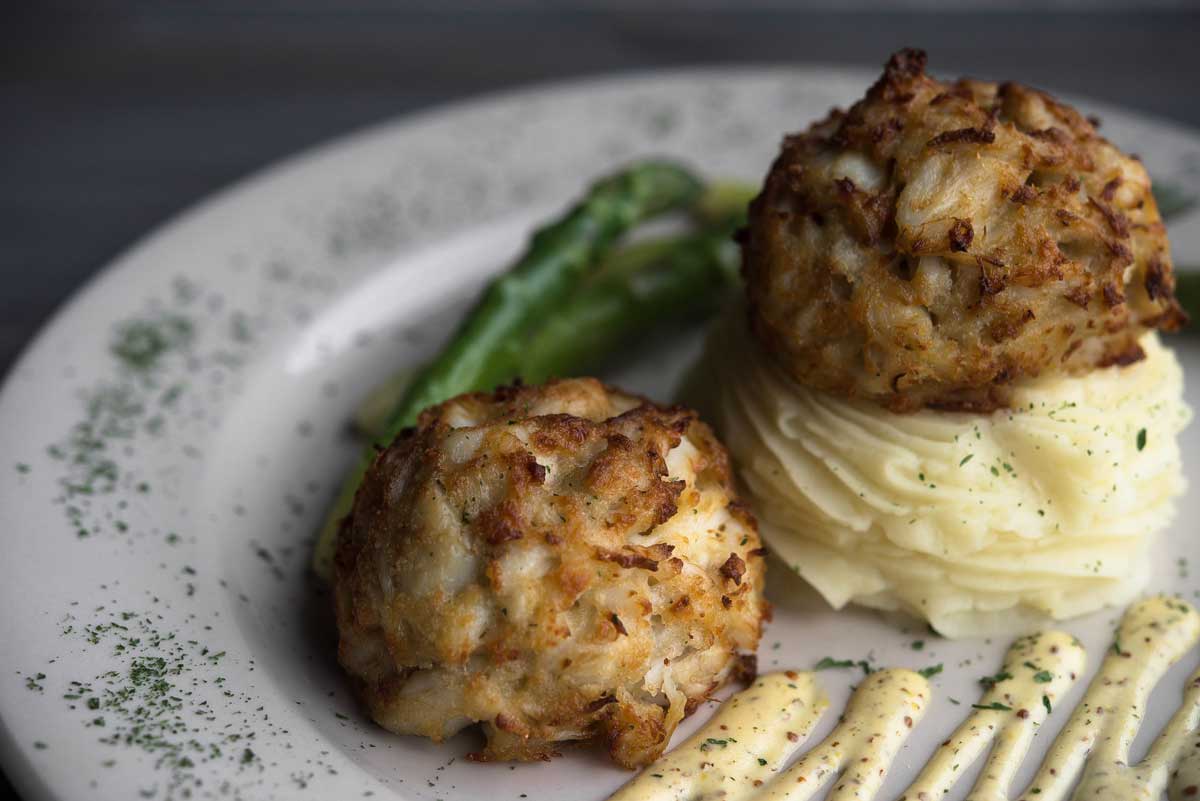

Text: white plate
xmin=2 ymin=66 xmax=1200 ymax=801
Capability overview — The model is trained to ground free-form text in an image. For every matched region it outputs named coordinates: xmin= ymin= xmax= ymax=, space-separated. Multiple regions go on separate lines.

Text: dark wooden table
xmin=2 ymin=3 xmax=1198 ymax=797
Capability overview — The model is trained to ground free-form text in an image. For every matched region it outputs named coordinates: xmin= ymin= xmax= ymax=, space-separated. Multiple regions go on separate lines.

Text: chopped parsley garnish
xmin=814 ymin=657 xmax=855 ymax=670
xmin=911 ymin=640 xmax=925 ymax=651
xmin=813 ymin=656 xmax=873 ymax=676
xmin=1042 ymin=695 xmax=1053 ymax=714
xmin=978 ymin=670 xmax=1013 ymax=688
xmin=110 ymin=315 xmax=193 ymax=371
xmin=959 ymin=454 xmax=973 ymax=466
xmin=1136 ymin=428 xmax=1147 ymax=451
xmin=1023 ymin=661 xmax=1053 ymax=682
xmin=971 ymin=701 xmax=1013 ymax=711
xmin=51 ymin=605 xmax=274 ymax=795
xmin=918 ymin=664 xmax=943 ymax=679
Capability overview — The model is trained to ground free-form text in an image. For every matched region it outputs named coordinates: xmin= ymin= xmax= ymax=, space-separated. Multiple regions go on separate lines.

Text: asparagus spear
xmin=390 ymin=161 xmax=704 ymax=430
xmin=312 ymin=161 xmax=704 ymax=579
xmin=521 ymin=232 xmax=739 ymax=384
xmin=348 ymin=235 xmax=741 ymax=441
xmin=349 ymin=180 xmax=758 ymax=438
xmin=347 ymin=237 xmax=680 ymax=442
xmin=516 ymin=182 xmax=754 ymax=383
xmin=691 ymin=180 xmax=757 ymax=229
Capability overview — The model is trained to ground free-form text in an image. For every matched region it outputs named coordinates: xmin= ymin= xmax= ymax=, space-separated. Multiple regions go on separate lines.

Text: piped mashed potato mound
xmin=703 ymin=304 xmax=1189 ymax=636
xmin=334 ymin=378 xmax=766 ymax=767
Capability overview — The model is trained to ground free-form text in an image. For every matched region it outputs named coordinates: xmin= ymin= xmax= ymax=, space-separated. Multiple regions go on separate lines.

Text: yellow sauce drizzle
xmin=607 ymin=671 xmax=828 ymax=801
xmin=901 ymin=630 xmax=1086 ymax=801
xmin=609 ymin=597 xmax=1200 ymax=801
xmin=759 ymin=669 xmax=929 ymax=800
xmin=1169 ymin=703 xmax=1200 ymax=801
xmin=1018 ymin=598 xmax=1199 ymax=801
xmin=609 ymin=670 xmax=927 ymax=800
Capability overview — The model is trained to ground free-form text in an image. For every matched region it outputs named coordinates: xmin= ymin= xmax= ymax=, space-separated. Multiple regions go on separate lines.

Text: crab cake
xmin=743 ymin=48 xmax=1185 ymax=412
xmin=333 ymin=378 xmax=766 ymax=768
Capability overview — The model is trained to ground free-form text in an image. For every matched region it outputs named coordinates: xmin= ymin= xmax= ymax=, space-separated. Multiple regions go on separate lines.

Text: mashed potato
xmin=700 ymin=303 xmax=1189 ymax=636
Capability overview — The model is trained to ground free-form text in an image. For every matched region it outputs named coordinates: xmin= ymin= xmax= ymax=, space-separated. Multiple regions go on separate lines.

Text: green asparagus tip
xmin=692 ymin=181 xmax=758 ymax=229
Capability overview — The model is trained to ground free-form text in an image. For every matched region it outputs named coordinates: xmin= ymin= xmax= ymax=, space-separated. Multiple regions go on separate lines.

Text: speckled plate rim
xmin=1 ymin=63 xmax=1199 ymax=801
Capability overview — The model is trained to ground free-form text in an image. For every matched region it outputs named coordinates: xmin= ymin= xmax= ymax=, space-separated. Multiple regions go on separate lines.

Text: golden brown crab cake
xmin=333 ymin=378 xmax=766 ymax=768
xmin=743 ymin=48 xmax=1185 ymax=412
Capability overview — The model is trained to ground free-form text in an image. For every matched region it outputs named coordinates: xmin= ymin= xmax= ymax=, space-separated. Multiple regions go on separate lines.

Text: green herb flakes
xmin=110 ymin=315 xmax=193 ymax=372
xmin=971 ymin=702 xmax=1013 ymax=711
xmin=814 ymin=657 xmax=855 ymax=670
xmin=46 ymin=605 xmax=281 ymax=797
xmin=978 ymin=670 xmax=1013 ymax=689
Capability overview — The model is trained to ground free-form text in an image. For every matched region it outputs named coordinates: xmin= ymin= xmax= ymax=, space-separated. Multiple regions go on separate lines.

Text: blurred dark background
xmin=2 ymin=0 xmax=1199 ymax=794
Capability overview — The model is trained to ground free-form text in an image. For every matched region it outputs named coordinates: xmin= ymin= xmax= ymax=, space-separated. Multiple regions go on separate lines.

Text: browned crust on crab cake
xmin=333 ymin=378 xmax=766 ymax=768
xmin=742 ymin=48 xmax=1185 ymax=412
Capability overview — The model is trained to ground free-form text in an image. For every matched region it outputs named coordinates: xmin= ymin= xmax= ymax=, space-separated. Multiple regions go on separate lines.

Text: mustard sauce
xmin=901 ymin=630 xmax=1086 ymax=801
xmin=607 ymin=671 xmax=828 ymax=801
xmin=609 ymin=597 xmax=1200 ymax=801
